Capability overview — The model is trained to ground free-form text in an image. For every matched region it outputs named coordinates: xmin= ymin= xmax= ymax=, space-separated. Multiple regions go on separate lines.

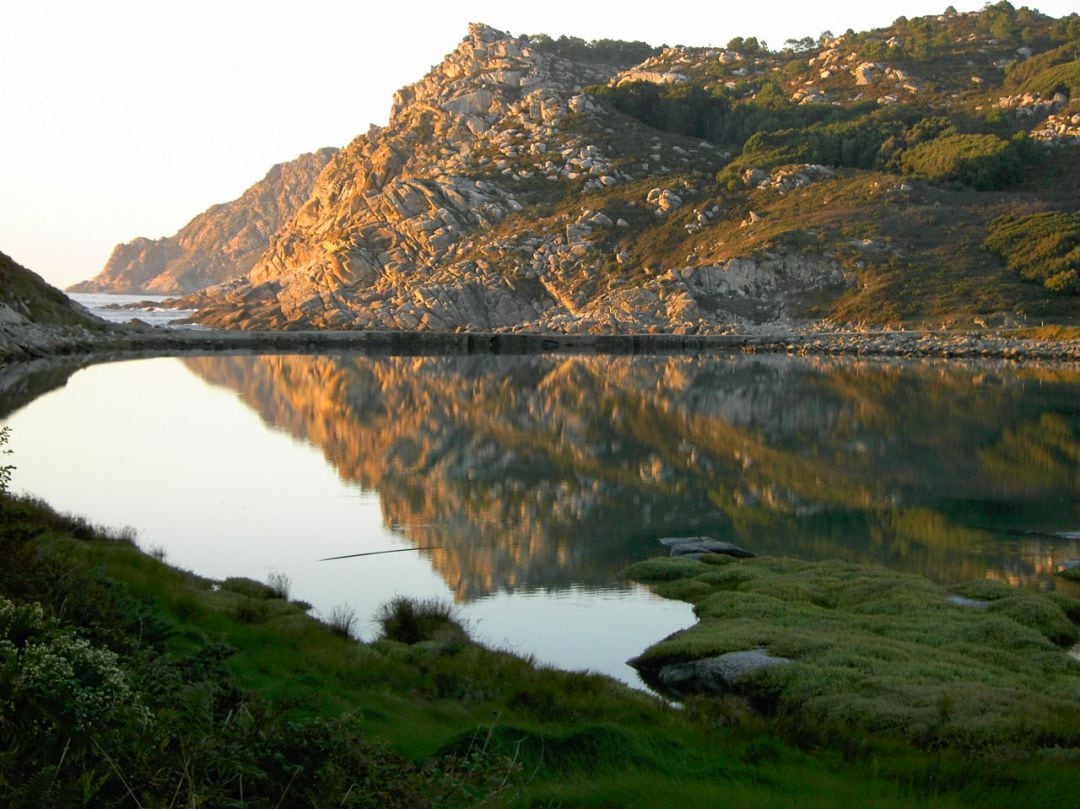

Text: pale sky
xmin=2 ymin=0 xmax=1075 ymax=289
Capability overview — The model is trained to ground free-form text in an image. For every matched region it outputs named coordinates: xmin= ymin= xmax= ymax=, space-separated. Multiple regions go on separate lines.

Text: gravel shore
xmin=2 ymin=321 xmax=1079 ymax=365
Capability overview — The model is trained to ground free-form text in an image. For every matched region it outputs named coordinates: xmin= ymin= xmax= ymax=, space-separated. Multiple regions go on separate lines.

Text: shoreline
xmin=2 ymin=321 xmax=1080 ymax=366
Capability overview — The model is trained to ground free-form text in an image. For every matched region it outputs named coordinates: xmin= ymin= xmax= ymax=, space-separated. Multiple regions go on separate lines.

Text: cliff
xmin=69 ymin=148 xmax=338 ymax=295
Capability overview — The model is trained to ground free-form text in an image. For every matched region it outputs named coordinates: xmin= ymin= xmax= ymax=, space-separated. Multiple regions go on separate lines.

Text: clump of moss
xmin=627 ymin=556 xmax=1080 ymax=750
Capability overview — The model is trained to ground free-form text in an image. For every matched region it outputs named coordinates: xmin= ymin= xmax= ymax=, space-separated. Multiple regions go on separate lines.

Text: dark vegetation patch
xmin=527 ymin=34 xmax=660 ymax=67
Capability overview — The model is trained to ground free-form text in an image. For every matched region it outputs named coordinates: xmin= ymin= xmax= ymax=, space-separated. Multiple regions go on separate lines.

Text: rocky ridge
xmin=73 ymin=7 xmax=1080 ymax=334
xmin=69 ymin=148 xmax=338 ymax=295
xmin=181 ymin=24 xmax=846 ymax=334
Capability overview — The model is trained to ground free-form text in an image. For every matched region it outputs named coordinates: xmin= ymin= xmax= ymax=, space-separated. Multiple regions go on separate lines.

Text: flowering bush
xmin=0 ymin=596 xmax=150 ymax=784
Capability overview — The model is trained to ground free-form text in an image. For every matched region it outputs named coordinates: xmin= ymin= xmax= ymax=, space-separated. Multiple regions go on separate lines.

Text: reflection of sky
xmin=1 ymin=357 xmax=692 ymax=688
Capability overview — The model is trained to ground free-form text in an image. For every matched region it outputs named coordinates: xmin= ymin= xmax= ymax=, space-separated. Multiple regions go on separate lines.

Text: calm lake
xmin=2 ymin=352 xmax=1078 ymax=688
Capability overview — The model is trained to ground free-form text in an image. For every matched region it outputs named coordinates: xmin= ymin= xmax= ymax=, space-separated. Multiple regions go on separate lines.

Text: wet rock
xmin=648 ymin=649 xmax=793 ymax=698
xmin=659 ymin=536 xmax=755 ymax=558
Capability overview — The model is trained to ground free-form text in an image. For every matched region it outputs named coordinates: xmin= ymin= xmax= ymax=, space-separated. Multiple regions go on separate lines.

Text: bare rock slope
xmin=184 ymin=25 xmax=846 ymax=334
xmin=69 ymin=148 xmax=337 ymax=295
xmin=171 ymin=10 xmax=1080 ymax=333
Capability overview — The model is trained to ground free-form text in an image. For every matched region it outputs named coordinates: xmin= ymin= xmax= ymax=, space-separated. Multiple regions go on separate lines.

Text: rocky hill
xmin=69 ymin=148 xmax=338 ymax=295
xmin=0 ymin=251 xmax=100 ymax=328
xmin=167 ymin=7 xmax=1080 ymax=333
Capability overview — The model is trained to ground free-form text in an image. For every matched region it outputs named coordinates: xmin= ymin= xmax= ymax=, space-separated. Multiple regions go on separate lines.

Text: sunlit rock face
xmin=183 ymin=354 xmax=1080 ymax=599
xmin=179 ymin=24 xmax=847 ymax=334
xmin=69 ymin=148 xmax=338 ymax=295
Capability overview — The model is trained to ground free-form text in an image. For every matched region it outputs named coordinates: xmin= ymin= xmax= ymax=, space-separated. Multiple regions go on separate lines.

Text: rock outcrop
xmin=0 ymin=250 xmax=121 ymax=364
xmin=120 ymin=7 xmax=1079 ymax=333
xmin=181 ymin=25 xmax=847 ymax=334
xmin=637 ymin=649 xmax=793 ymax=698
xmin=69 ymin=148 xmax=338 ymax=295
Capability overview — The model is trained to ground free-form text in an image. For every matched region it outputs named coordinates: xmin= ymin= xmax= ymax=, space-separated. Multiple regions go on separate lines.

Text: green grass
xmin=627 ymin=555 xmax=1080 ymax=750
xmin=4 ymin=492 xmax=1080 ymax=805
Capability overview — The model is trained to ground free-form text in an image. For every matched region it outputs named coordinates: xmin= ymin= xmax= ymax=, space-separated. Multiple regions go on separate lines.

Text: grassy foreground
xmin=2 ymin=495 xmax=1079 ymax=807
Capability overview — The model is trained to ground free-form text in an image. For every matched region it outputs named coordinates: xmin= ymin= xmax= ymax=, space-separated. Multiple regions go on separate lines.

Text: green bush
xmin=527 ymin=35 xmax=659 ymax=66
xmin=1004 ymin=40 xmax=1080 ymax=97
xmin=590 ymin=82 xmax=732 ymax=142
xmin=896 ymin=133 xmax=1025 ymax=189
xmin=376 ymin=596 xmax=466 ymax=645
xmin=988 ymin=595 xmax=1079 ymax=646
xmin=984 ymin=210 xmax=1080 ymax=293
xmin=0 ymin=597 xmax=152 ymax=804
xmin=220 ymin=576 xmax=277 ymax=600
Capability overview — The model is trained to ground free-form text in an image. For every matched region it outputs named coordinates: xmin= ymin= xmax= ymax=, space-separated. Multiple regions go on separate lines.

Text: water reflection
xmin=178 ymin=354 xmax=1080 ymax=596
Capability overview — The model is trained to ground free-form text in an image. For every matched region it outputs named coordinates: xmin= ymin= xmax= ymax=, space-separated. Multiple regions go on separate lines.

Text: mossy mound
xmin=627 ymin=556 xmax=1080 ymax=750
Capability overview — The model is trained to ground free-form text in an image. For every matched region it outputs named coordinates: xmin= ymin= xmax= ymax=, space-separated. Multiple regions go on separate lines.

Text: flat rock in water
xmin=659 ymin=536 xmax=755 ymax=558
xmin=655 ymin=649 xmax=792 ymax=697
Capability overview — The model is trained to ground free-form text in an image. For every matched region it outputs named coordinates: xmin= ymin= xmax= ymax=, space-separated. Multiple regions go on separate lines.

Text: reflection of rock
xmin=634 ymin=648 xmax=793 ymax=698
xmin=180 ymin=354 xmax=1080 ymax=599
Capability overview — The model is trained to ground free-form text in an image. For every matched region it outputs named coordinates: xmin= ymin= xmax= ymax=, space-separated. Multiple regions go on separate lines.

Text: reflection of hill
xmin=183 ymin=355 xmax=1080 ymax=599
xmin=0 ymin=360 xmax=85 ymax=419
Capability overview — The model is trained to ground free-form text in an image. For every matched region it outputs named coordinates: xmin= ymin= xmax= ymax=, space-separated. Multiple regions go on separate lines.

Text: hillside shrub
xmin=589 ymin=82 xmax=730 ymax=141
xmin=984 ymin=210 xmax=1080 ymax=293
xmin=718 ymin=108 xmax=944 ymax=181
xmin=896 ymin=132 xmax=1027 ymax=189
xmin=1004 ymin=40 xmax=1080 ymax=96
xmin=527 ymin=35 xmax=659 ymax=66
xmin=376 ymin=597 xmax=466 ymax=645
